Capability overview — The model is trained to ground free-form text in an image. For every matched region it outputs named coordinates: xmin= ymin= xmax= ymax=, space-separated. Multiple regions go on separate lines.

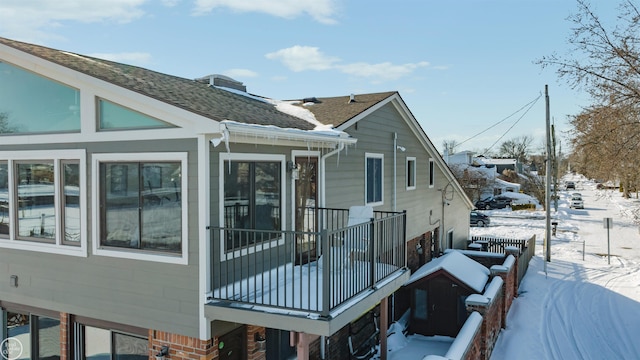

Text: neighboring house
xmin=0 ymin=37 xmax=473 ymax=360
xmin=446 ymin=151 xmax=521 ymax=200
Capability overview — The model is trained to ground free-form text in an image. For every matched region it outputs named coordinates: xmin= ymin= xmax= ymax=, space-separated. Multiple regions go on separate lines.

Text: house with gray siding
xmin=0 ymin=37 xmax=473 ymax=360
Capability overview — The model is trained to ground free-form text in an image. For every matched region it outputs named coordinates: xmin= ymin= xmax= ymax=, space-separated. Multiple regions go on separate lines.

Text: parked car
xmin=565 ymin=181 xmax=576 ymax=190
xmin=474 ymin=196 xmax=512 ymax=210
xmin=570 ymin=196 xmax=584 ymax=209
xmin=470 ymin=211 xmax=490 ymax=227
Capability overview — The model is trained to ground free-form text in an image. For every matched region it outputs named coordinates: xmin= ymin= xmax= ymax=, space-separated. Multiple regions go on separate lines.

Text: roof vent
xmin=303 ymin=97 xmax=319 ymax=104
xmin=196 ymin=74 xmax=246 ymax=92
xmin=349 ymin=93 xmax=356 ymax=103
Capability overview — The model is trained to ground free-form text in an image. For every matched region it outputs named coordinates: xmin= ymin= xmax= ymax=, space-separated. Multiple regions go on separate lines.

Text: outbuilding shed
xmin=404 ymin=250 xmax=490 ymax=336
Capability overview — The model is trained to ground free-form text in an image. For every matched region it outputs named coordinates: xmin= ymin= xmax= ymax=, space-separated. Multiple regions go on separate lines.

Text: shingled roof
xmin=289 ymin=92 xmax=397 ymax=128
xmin=0 ymin=37 xmax=314 ymax=130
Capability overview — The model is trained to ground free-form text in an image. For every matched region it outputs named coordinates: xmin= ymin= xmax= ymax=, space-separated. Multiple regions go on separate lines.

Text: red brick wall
xmin=246 ymin=325 xmax=266 ymax=360
xmin=466 ymin=286 xmax=504 ymax=360
xmin=150 ymin=329 xmax=215 ymax=360
xmin=59 ymin=312 xmax=69 ymax=360
xmin=463 ymin=318 xmax=483 ymax=360
xmin=407 ymin=231 xmax=433 ymax=273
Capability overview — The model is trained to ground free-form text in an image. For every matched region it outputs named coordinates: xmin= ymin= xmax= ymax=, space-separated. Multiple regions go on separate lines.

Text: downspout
xmin=393 ymin=133 xmax=398 ymax=212
xmin=320 ymin=142 xmax=345 ymax=207
xmin=319 ymin=140 xmax=346 ymax=358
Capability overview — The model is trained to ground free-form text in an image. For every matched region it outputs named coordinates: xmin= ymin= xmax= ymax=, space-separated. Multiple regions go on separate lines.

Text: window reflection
xmin=84 ymin=326 xmax=111 ymax=360
xmin=101 ymin=162 xmax=182 ymax=253
xmin=0 ymin=161 xmax=8 ymax=237
xmin=223 ymin=160 xmax=281 ymax=250
xmin=0 ymin=61 xmax=80 ymax=134
xmin=63 ymin=162 xmax=80 ymax=244
xmin=99 ymin=99 xmax=173 ymax=130
xmin=37 ymin=316 xmax=60 ymax=360
xmin=5 ymin=311 xmax=31 ymax=360
xmin=16 ymin=162 xmax=56 ymax=241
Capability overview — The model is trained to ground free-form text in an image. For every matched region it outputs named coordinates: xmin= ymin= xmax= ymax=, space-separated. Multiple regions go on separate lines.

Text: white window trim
xmin=218 ymin=153 xmax=286 ymax=261
xmin=0 ymin=149 xmax=87 ymax=257
xmin=92 ymin=152 xmax=189 ymax=265
xmin=406 ymin=156 xmax=416 ymax=191
xmin=365 ymin=153 xmax=384 ymax=207
xmin=447 ymin=228 xmax=454 ymax=250
xmin=429 ymin=158 xmax=435 ymax=188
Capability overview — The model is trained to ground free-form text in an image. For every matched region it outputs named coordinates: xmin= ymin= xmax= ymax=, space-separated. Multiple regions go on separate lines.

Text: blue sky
xmin=0 ymin=1 xmax=620 ymax=154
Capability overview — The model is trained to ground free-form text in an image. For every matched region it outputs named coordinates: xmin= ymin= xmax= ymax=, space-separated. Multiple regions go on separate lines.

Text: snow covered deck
xmin=205 ymin=208 xmax=409 ymax=335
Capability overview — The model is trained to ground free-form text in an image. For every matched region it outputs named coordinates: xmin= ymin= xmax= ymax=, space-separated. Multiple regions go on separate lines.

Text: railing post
xmin=370 ymin=218 xmax=375 ymax=289
xmin=402 ymin=210 xmax=407 ymax=268
xmin=321 ymin=228 xmax=331 ymax=317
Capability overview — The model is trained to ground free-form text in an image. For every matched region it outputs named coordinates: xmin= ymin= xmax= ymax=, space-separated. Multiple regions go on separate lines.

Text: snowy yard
xmin=377 ymin=174 xmax=640 ymax=359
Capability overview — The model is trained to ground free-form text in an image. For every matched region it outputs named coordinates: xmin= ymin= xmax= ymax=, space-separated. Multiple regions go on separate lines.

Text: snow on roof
xmin=405 ymin=250 xmax=490 ymax=292
xmin=216 ymin=86 xmax=329 ymax=130
xmin=483 ymin=158 xmax=516 ymax=165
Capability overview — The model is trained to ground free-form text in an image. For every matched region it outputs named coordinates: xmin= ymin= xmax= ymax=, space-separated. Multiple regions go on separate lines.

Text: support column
xmin=380 ymin=297 xmax=389 ymax=360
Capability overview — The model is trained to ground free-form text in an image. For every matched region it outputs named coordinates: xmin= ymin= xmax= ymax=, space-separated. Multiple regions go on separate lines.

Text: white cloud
xmin=338 ymin=61 xmax=430 ymax=81
xmin=0 ymin=0 xmax=147 ymax=41
xmin=224 ymin=68 xmax=258 ymax=78
xmin=265 ymin=46 xmax=340 ymax=72
xmin=193 ymin=0 xmax=339 ymax=24
xmin=161 ymin=0 xmax=182 ymax=6
xmin=88 ymin=52 xmax=152 ymax=64
xmin=267 ymin=46 xmax=430 ymax=81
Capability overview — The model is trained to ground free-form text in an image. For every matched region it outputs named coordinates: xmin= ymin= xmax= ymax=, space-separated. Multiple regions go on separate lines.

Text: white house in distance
xmin=444 ymin=150 xmax=521 ymax=200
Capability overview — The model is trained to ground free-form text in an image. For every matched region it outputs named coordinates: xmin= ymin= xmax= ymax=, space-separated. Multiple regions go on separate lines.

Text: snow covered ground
xmin=378 ymin=174 xmax=640 ymax=359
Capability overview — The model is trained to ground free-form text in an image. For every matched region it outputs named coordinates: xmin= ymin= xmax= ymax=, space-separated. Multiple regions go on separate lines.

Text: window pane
xmin=63 ymin=162 xmax=81 ymax=245
xmin=17 ymin=162 xmax=56 ymax=241
xmin=224 ymin=161 xmax=250 ymax=229
xmin=102 ymin=163 xmax=140 ymax=249
xmin=407 ymin=160 xmax=415 ymax=187
xmin=114 ymin=332 xmax=148 ymax=360
xmin=366 ymin=157 xmax=382 ymax=203
xmin=223 ymin=161 xmax=281 ymax=250
xmin=84 ymin=326 xmax=111 ymax=360
xmin=0 ymin=161 xmax=8 ymax=237
xmin=429 ymin=160 xmax=435 ymax=186
xmin=5 ymin=311 xmax=30 ymax=360
xmin=37 ymin=316 xmax=60 ymax=360
xmin=414 ymin=289 xmax=428 ymax=320
xmin=99 ymin=100 xmax=173 ymax=130
xmin=254 ymin=162 xmax=280 ymax=231
xmin=0 ymin=61 xmax=80 ymax=134
xmin=141 ymin=162 xmax=181 ymax=252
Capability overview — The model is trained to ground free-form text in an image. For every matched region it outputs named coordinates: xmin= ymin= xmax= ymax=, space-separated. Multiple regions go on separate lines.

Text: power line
xmin=457 ymin=93 xmax=543 ymax=148
xmin=483 ymin=95 xmax=541 ymax=154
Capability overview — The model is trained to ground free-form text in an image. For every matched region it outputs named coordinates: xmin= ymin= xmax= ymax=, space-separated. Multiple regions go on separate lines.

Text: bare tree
xmin=442 ymin=139 xmax=459 ymax=155
xmin=538 ymin=0 xmax=640 ymax=193
xmin=569 ymin=104 xmax=640 ymax=197
xmin=0 ymin=112 xmax=13 ymax=134
xmin=498 ymin=135 xmax=533 ymax=163
xmin=538 ymin=0 xmax=640 ymax=107
xmin=448 ymin=164 xmax=491 ymax=203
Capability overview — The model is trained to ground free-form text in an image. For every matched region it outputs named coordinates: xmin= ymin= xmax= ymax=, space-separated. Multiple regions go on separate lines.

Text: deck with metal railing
xmin=207 ymin=208 xmax=407 ymax=318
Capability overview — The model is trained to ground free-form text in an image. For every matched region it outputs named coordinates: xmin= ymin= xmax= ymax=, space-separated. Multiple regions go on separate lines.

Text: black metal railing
xmin=208 ymin=208 xmax=406 ymax=317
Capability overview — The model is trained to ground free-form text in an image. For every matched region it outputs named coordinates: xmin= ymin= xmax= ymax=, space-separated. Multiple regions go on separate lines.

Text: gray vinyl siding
xmin=325 ymin=103 xmax=471 ymax=248
xmin=0 ymin=138 xmax=201 ymax=338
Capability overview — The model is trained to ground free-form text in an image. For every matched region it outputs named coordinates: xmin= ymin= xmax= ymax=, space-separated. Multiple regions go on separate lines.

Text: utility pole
xmin=551 ymin=123 xmax=557 ymax=211
xmin=545 ymin=85 xmax=551 ymax=264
